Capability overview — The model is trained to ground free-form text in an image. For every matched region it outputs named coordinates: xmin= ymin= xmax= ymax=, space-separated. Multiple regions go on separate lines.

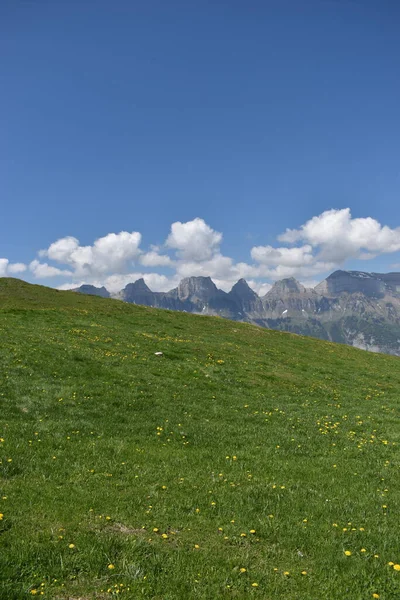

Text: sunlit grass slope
xmin=1 ymin=277 xmax=400 ymax=600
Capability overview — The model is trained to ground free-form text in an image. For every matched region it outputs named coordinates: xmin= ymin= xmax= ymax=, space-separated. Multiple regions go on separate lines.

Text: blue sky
xmin=1 ymin=0 xmax=400 ymax=294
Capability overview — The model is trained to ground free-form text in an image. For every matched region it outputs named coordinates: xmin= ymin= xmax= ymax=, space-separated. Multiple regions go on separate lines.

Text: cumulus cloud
xmin=0 ymin=259 xmax=27 ymax=277
xmin=29 ymin=260 xmax=72 ymax=278
xmin=166 ymin=218 xmax=222 ymax=261
xmin=251 ymin=244 xmax=314 ymax=267
xmin=40 ymin=231 xmax=142 ymax=277
xmin=278 ymin=208 xmax=400 ymax=263
xmin=247 ymin=280 xmax=272 ymax=296
xmin=175 ymin=254 xmax=235 ymax=280
xmin=139 ymin=251 xmax=173 ymax=267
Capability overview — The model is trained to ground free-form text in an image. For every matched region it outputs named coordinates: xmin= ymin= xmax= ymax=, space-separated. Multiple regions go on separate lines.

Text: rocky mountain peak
xmin=315 ymin=270 xmax=385 ymax=297
xmin=124 ymin=278 xmax=151 ymax=293
xmin=266 ymin=277 xmax=306 ymax=297
xmin=178 ymin=276 xmax=219 ymax=301
xmin=229 ymin=278 xmax=257 ymax=298
xmin=73 ymin=284 xmax=110 ymax=298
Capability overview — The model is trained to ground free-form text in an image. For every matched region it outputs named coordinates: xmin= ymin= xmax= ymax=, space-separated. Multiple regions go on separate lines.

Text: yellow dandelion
xmin=68 ymin=543 xmax=75 ymax=549
xmin=372 ymin=594 xmax=380 ymax=599
xmin=388 ymin=562 xmax=394 ymax=566
xmin=161 ymin=533 xmax=168 ymax=539
xmin=344 ymin=550 xmax=352 ymax=556
xmin=153 ymin=527 xmax=159 ymax=532
xmin=361 ymin=548 xmax=366 ymax=553
xmin=301 ymin=571 xmax=307 ymax=575
xmin=393 ymin=564 xmax=400 ymax=571
xmin=283 ymin=571 xmax=290 ymax=576
xmin=108 ymin=564 xmax=115 ymax=570
xmin=250 ymin=529 xmax=256 ymax=534
xmin=251 ymin=582 xmax=259 ymax=587
xmin=240 ymin=568 xmax=247 ymax=573
xmin=194 ymin=544 xmax=200 ymax=549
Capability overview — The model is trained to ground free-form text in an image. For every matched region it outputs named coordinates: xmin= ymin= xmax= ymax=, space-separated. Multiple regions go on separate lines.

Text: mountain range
xmin=74 ymin=270 xmax=400 ymax=357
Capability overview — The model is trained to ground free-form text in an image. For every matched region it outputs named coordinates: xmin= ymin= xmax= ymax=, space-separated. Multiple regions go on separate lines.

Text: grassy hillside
xmin=1 ymin=278 xmax=400 ymax=600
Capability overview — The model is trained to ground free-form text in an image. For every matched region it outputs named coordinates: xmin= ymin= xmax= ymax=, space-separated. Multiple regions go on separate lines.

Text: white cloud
xmin=278 ymin=208 xmax=400 ymax=263
xmin=139 ymin=251 xmax=173 ymax=267
xmin=29 ymin=260 xmax=72 ymax=278
xmin=0 ymin=259 xmax=27 ymax=277
xmin=7 ymin=262 xmax=27 ymax=274
xmin=0 ymin=259 xmax=10 ymax=276
xmin=176 ymin=254 xmax=235 ymax=279
xmin=247 ymin=280 xmax=272 ymax=296
xmin=40 ymin=236 xmax=79 ymax=262
xmin=166 ymin=218 xmax=222 ymax=261
xmin=251 ymin=244 xmax=314 ymax=267
xmin=41 ymin=231 xmax=142 ymax=277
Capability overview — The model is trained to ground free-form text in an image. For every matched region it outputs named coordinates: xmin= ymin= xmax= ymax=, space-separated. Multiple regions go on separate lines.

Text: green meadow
xmin=1 ymin=277 xmax=400 ymax=600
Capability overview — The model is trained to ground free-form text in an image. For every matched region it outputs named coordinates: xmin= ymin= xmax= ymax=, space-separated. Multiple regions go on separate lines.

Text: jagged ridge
xmin=74 ymin=271 xmax=400 ymax=356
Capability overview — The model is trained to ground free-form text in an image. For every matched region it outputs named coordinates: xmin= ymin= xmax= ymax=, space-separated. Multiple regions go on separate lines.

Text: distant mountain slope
xmin=73 ymin=269 xmax=400 ymax=356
